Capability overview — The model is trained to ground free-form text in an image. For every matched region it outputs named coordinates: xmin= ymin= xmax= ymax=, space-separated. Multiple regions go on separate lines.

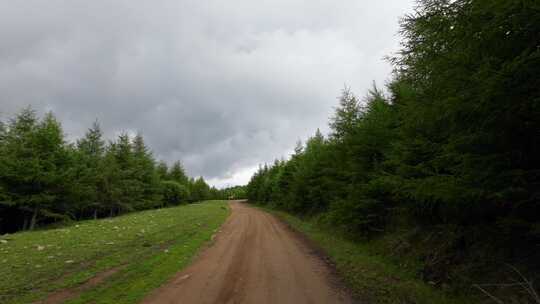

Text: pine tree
xmin=71 ymin=121 xmax=106 ymax=219
xmin=190 ymin=177 xmax=210 ymax=202
xmin=131 ymin=132 xmax=160 ymax=209
xmin=156 ymin=161 xmax=169 ymax=180
xmin=77 ymin=121 xmax=105 ymax=157
xmin=329 ymin=87 xmax=360 ymax=141
xmin=107 ymin=133 xmax=137 ymax=214
xmin=161 ymin=181 xmax=190 ymax=206
xmin=0 ymin=109 xmax=68 ymax=230
xmin=168 ymin=161 xmax=188 ymax=185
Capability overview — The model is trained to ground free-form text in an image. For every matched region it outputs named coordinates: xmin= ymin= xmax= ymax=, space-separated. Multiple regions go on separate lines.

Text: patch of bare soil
xmin=36 ymin=265 xmax=124 ymax=304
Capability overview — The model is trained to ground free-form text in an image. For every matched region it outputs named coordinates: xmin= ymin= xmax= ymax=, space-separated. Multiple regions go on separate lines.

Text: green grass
xmin=0 ymin=200 xmax=230 ymax=304
xmin=266 ymin=208 xmax=473 ymax=304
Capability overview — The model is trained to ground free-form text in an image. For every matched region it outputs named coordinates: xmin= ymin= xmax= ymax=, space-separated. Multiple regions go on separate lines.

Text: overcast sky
xmin=0 ymin=0 xmax=415 ymax=187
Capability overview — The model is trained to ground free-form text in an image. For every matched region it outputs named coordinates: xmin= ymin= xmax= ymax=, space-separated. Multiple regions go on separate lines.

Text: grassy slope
xmin=268 ymin=209 xmax=474 ymax=304
xmin=0 ymin=200 xmax=229 ymax=304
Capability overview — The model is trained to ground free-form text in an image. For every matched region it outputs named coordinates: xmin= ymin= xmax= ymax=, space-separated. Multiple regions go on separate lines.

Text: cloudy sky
xmin=0 ymin=0 xmax=415 ymax=187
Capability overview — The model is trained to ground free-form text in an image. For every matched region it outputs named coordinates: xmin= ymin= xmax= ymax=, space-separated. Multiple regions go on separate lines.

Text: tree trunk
xmin=93 ymin=209 xmax=98 ymax=220
xmin=22 ymin=216 xmax=29 ymax=231
xmin=29 ymin=208 xmax=38 ymax=231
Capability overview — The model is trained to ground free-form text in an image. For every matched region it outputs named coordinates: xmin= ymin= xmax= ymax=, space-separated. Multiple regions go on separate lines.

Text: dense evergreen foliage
xmin=247 ymin=0 xmax=539 ymax=298
xmin=219 ymin=185 xmax=247 ymax=200
xmin=0 ymin=109 xmax=224 ymax=233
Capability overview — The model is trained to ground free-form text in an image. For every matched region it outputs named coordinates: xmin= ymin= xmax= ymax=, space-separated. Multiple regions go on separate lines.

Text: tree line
xmin=0 ymin=109 xmax=227 ymax=233
xmin=247 ymin=0 xmax=539 ymax=293
xmin=218 ymin=185 xmax=247 ymax=200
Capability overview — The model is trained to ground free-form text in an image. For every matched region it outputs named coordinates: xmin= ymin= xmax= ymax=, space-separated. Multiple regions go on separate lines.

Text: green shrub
xmin=161 ymin=181 xmax=190 ymax=206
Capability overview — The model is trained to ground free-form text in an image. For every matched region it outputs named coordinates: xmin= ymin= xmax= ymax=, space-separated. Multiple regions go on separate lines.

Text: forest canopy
xmin=246 ymin=0 xmax=540 ymax=297
xmin=0 ymin=109 xmax=234 ymax=233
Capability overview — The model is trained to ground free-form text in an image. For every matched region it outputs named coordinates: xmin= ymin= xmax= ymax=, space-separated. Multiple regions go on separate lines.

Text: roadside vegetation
xmin=0 ymin=200 xmax=229 ymax=304
xmin=0 ymin=109 xmax=239 ymax=234
xmin=219 ymin=185 xmax=247 ymax=200
xmin=247 ymin=1 xmax=540 ymax=302
xmin=269 ymin=208 xmax=471 ymax=304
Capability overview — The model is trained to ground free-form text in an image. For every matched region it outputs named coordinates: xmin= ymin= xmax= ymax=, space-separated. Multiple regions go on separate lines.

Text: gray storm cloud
xmin=0 ymin=0 xmax=414 ymax=187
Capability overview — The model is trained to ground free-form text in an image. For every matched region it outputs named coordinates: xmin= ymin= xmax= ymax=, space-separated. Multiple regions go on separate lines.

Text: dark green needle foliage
xmin=247 ymin=0 xmax=540 ymax=300
xmin=0 ymin=111 xmax=223 ymax=233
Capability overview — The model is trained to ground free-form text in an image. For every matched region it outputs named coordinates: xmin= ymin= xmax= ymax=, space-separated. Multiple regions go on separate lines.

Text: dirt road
xmin=142 ymin=201 xmax=353 ymax=304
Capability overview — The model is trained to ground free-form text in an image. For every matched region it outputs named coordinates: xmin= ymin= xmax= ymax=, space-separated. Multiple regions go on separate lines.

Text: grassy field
xmin=267 ymin=209 xmax=475 ymax=304
xmin=0 ymin=200 xmax=230 ymax=304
